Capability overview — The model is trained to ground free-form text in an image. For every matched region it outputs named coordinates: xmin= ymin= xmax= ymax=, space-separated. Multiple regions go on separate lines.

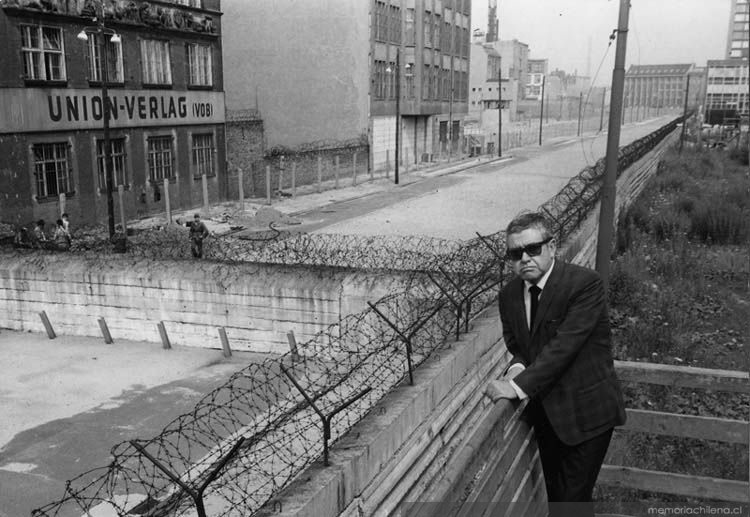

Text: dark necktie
xmin=529 ymin=285 xmax=541 ymax=329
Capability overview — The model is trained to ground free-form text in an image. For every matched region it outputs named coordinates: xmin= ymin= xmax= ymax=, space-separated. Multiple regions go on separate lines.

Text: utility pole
xmin=599 ymin=87 xmax=606 ymax=132
xmin=498 ymin=67 xmax=502 ymax=157
xmin=679 ymin=74 xmax=691 ymax=154
xmin=538 ymin=75 xmax=545 ymax=145
xmin=448 ymin=56 xmax=454 ymax=161
xmin=395 ymin=48 xmax=401 ymax=184
xmin=577 ymin=91 xmax=584 ymax=136
xmin=595 ymin=0 xmax=630 ymax=287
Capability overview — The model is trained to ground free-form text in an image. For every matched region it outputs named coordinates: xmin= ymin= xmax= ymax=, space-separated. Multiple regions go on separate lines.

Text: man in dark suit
xmin=485 ymin=212 xmax=626 ymax=514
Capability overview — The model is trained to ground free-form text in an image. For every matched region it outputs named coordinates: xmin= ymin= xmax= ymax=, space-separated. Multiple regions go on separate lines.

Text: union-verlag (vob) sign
xmin=0 ymin=88 xmax=225 ymax=134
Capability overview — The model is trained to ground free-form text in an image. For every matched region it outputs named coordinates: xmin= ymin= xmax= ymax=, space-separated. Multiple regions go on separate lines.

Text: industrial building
xmin=0 ymin=0 xmax=226 ymax=229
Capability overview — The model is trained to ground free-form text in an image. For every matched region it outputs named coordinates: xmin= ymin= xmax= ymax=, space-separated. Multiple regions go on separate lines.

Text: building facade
xmin=494 ymin=39 xmax=529 ymax=102
xmin=0 ymin=0 xmax=226 ymax=229
xmin=727 ymin=0 xmax=749 ymax=59
xmin=221 ymin=0 xmax=471 ymax=174
xmin=525 ymin=58 xmax=547 ymax=100
xmin=466 ymin=35 xmax=507 ymax=154
xmin=623 ymin=64 xmax=695 ymax=114
xmin=705 ymin=59 xmax=749 ymax=125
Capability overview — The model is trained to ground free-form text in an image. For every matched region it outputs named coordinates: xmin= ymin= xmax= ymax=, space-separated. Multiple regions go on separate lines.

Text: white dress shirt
xmin=507 ymin=259 xmax=555 ymax=400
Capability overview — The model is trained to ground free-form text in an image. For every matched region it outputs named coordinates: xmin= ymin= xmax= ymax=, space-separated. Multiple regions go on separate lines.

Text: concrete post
xmin=265 ymin=165 xmax=272 ymax=205
xmin=163 ymin=178 xmax=171 ymax=224
xmin=238 ymin=166 xmax=244 ymax=212
xmin=352 ymin=152 xmax=358 ymax=186
xmin=317 ymin=156 xmax=322 ymax=193
xmin=292 ymin=162 xmax=297 ymax=198
xmin=202 ymin=173 xmax=209 ymax=215
xmin=117 ymin=184 xmax=126 ymax=230
xmin=334 ymin=155 xmax=340 ymax=189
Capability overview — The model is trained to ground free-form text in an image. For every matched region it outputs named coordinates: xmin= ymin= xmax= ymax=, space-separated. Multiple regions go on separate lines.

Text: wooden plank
xmin=615 ymin=360 xmax=750 ymax=394
xmin=622 ymin=408 xmax=749 ymax=444
xmin=598 ymin=465 xmax=750 ymax=503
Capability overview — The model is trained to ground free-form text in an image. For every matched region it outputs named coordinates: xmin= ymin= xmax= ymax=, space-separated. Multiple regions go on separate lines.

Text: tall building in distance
xmin=704 ymin=0 xmax=749 ymax=125
xmin=222 ymin=0 xmax=472 ymax=172
xmin=0 ymin=0 xmax=226 ymax=228
xmin=486 ymin=0 xmax=498 ymax=43
xmin=727 ymin=0 xmax=749 ymax=59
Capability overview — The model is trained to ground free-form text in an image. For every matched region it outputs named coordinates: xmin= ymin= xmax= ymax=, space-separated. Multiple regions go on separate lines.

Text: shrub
xmin=689 ymin=201 xmax=749 ymax=245
xmin=728 ymin=140 xmax=749 ymax=165
xmin=650 ymin=210 xmax=687 ymax=242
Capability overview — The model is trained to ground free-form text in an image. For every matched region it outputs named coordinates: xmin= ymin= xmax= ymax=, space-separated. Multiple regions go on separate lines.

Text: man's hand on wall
xmin=485 ymin=380 xmax=517 ymax=402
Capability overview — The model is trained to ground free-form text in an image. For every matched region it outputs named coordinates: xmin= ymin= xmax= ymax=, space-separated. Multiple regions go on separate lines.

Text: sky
xmin=471 ymin=0 xmax=732 ymax=85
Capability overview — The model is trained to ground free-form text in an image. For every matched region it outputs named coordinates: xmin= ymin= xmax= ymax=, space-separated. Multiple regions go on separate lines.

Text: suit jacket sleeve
xmin=513 ymin=272 xmax=606 ymax=399
xmin=498 ymin=293 xmax=526 ymax=371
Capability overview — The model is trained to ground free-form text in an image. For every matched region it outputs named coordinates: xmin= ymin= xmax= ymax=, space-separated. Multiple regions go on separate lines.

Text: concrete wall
xmin=254 ymin=308 xmax=546 ymax=517
xmin=560 ymin=129 xmax=680 ymax=267
xmin=0 ymin=254 xmax=406 ymax=354
xmin=221 ymin=0 xmax=371 ymax=149
xmin=225 ymin=117 xmax=265 ymax=199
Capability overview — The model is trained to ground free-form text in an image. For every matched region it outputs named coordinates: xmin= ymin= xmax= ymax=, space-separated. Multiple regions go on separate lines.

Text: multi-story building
xmin=0 ymin=0 xmax=226 ymax=229
xmin=526 ymin=58 xmax=547 ymax=100
xmin=222 ymin=0 xmax=471 ymax=172
xmin=494 ymin=39 xmax=529 ymax=102
xmin=623 ymin=64 xmax=695 ymax=113
xmin=705 ymin=59 xmax=749 ymax=125
xmin=466 ymin=34 xmax=508 ymax=154
xmin=727 ymin=0 xmax=749 ymax=59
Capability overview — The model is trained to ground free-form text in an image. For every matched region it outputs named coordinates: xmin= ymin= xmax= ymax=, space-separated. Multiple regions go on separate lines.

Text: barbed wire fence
xmin=25 ymin=117 xmax=684 ymax=517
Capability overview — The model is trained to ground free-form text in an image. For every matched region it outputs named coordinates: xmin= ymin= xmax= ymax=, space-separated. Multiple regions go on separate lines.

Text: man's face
xmin=506 ymin=227 xmax=556 ymax=283
xmin=194 ymin=216 xmax=200 ymax=223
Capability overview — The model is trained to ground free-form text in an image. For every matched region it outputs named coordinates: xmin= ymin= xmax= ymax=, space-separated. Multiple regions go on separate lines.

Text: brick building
xmin=0 ymin=0 xmax=226 ymax=229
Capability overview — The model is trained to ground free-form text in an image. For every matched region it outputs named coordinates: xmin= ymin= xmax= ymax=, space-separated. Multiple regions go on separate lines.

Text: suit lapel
xmin=530 ymin=261 xmax=563 ymax=336
xmin=509 ymin=278 xmax=531 ymax=344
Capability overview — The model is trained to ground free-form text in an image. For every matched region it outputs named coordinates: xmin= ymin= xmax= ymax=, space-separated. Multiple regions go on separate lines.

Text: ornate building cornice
xmin=1 ymin=0 xmax=219 ymax=35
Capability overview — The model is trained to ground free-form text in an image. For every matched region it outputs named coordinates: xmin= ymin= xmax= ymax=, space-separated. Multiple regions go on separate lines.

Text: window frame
xmin=187 ymin=43 xmax=213 ymax=87
xmin=146 ymin=135 xmax=174 ymax=183
xmin=20 ymin=24 xmax=67 ymax=82
xmin=87 ymin=33 xmax=124 ymax=84
xmin=140 ymin=39 xmax=172 ymax=86
xmin=32 ymin=141 xmax=74 ymax=200
xmin=191 ymin=132 xmax=216 ymax=178
xmin=96 ymin=137 xmax=128 ymax=191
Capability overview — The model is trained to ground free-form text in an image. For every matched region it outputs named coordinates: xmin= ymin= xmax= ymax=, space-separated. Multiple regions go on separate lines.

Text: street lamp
xmin=387 ymin=50 xmax=409 ymax=185
xmin=77 ymin=3 xmax=120 ymax=238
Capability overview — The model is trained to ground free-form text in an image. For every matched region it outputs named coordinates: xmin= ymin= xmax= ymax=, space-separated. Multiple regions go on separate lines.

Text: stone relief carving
xmin=1 ymin=0 xmax=217 ymax=34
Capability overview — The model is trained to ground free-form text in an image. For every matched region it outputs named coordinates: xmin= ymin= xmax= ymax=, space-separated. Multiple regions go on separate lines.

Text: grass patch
xmin=596 ymin=146 xmax=750 ymax=504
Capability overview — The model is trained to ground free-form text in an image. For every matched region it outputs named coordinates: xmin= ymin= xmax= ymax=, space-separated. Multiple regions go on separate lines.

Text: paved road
xmin=296 ymin=117 xmax=673 ymax=239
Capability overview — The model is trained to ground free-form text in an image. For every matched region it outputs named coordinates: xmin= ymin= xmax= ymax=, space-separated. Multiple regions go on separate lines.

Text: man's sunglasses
xmin=506 ymin=237 xmax=553 ymax=261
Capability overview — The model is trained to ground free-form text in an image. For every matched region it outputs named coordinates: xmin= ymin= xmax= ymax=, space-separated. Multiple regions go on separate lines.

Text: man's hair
xmin=505 ymin=211 xmax=553 ymax=239
xmin=61 ymin=213 xmax=68 ymax=218
xmin=194 ymin=213 xmax=201 ymax=219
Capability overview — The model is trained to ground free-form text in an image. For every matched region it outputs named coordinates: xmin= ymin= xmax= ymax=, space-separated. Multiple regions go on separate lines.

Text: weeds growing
xmin=596 ymin=146 xmax=750 ymax=504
